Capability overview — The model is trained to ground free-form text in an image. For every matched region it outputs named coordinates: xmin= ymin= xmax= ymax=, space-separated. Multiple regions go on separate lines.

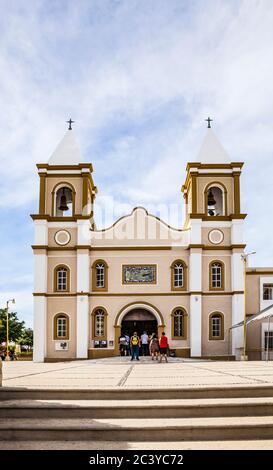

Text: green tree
xmin=0 ymin=309 xmax=25 ymax=344
xmin=18 ymin=328 xmax=33 ymax=347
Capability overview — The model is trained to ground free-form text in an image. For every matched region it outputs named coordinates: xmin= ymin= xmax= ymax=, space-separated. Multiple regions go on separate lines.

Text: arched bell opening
xmin=54 ymin=186 xmax=74 ymax=217
xmin=205 ymin=185 xmax=225 ymax=216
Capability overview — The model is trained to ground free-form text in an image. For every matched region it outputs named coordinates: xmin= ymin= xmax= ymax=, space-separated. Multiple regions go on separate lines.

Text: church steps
xmin=2 ymin=416 xmax=273 ymax=441
xmin=1 ymin=397 xmax=273 ymax=419
xmin=1 ymin=384 xmax=273 ymax=401
xmin=2 ymin=386 xmax=273 ymax=444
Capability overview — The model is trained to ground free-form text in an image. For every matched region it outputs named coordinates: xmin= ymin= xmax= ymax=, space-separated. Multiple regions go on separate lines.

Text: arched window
xmin=54 ymin=265 xmax=70 ymax=292
xmin=92 ymin=260 xmax=108 ymax=291
xmin=92 ymin=307 xmax=108 ymax=340
xmin=54 ymin=313 xmax=69 ymax=340
xmin=209 ymin=261 xmax=224 ymax=290
xmin=171 ymin=260 xmax=187 ymax=291
xmin=209 ymin=312 xmax=224 ymax=340
xmin=205 ymin=184 xmax=226 ymax=216
xmin=54 ymin=185 xmax=74 ymax=217
xmin=96 ymin=264 xmax=105 ymax=288
xmin=171 ymin=308 xmax=187 ymax=340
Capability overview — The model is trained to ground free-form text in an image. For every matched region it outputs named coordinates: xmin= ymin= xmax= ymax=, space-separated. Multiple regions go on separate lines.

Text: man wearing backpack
xmin=130 ymin=332 xmax=140 ymax=361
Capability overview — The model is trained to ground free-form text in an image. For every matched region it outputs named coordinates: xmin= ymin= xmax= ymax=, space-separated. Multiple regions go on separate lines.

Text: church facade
xmin=32 ymin=125 xmax=273 ymax=362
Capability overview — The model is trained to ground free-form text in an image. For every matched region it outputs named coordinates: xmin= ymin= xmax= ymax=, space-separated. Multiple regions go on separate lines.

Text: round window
xmin=54 ymin=230 xmax=71 ymax=246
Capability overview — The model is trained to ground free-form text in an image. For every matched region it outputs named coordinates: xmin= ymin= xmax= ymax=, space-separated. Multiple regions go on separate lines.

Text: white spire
xmin=48 ymin=130 xmax=83 ymax=165
xmin=196 ymin=128 xmax=230 ymax=163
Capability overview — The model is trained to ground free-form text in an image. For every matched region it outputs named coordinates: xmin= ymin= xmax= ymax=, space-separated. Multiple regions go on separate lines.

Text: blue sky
xmin=1 ymin=0 xmax=273 ymax=327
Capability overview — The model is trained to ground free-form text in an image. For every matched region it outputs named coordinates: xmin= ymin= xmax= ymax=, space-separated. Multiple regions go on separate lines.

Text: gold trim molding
xmin=33 ymin=290 xmax=244 ymax=297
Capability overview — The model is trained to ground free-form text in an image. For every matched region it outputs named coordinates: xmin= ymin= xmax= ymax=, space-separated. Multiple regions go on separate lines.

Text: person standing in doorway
xmin=124 ymin=332 xmax=130 ymax=356
xmin=119 ymin=334 xmax=127 ymax=356
xmin=130 ymin=332 xmax=140 ymax=361
xmin=141 ymin=331 xmax=149 ymax=356
xmin=149 ymin=334 xmax=160 ymax=361
xmin=159 ymin=332 xmax=169 ymax=363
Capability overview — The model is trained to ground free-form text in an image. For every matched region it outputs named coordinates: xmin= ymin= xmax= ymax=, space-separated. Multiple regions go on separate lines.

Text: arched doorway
xmin=114 ymin=302 xmax=165 ymax=355
xmin=121 ymin=308 xmax=158 ymax=337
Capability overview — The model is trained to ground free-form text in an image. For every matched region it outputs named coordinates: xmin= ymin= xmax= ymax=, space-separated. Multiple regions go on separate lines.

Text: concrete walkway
xmin=3 ymin=358 xmax=273 ymax=389
xmin=1 ymin=439 xmax=273 ymax=450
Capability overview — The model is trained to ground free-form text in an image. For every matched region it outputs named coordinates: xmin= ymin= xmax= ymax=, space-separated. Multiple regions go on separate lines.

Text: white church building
xmin=32 ymin=122 xmax=273 ymax=362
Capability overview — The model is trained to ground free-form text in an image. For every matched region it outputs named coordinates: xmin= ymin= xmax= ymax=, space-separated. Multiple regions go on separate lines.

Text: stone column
xmin=76 ymin=249 xmax=90 ymax=359
xmin=33 ymin=296 xmax=47 ymax=362
xmin=231 ymin=222 xmax=245 ymax=359
xmin=188 ymin=219 xmax=202 ymax=357
xmin=114 ymin=325 xmax=121 ymax=355
xmin=33 ymin=221 xmax=48 ymax=363
xmin=189 ymin=249 xmax=202 ymax=357
xmin=158 ymin=324 xmax=165 ymax=337
xmin=76 ymin=295 xmax=89 ymax=359
xmin=76 ymin=221 xmax=91 ymax=359
xmin=33 ymin=250 xmax=47 ymax=363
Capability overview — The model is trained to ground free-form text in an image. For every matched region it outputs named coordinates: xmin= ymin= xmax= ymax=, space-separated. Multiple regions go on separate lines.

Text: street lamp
xmin=241 ymin=252 xmax=256 ymax=360
xmin=6 ymin=298 xmax=15 ymax=361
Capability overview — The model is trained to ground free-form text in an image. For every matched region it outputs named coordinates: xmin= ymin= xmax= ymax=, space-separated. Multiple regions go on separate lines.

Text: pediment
xmin=90 ymin=207 xmax=189 ymax=247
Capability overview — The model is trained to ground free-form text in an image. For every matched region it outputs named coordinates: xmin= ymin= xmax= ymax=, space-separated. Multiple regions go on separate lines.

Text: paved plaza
xmin=2 ymin=358 xmax=273 ymax=450
xmin=3 ymin=357 xmax=273 ymax=389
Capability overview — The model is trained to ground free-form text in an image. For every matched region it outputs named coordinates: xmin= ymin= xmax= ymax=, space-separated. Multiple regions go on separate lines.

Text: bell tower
xmin=182 ymin=126 xmax=245 ymax=224
xmin=182 ymin=122 xmax=247 ymax=359
xmin=31 ymin=122 xmax=97 ymax=362
xmin=36 ymin=125 xmax=97 ymax=221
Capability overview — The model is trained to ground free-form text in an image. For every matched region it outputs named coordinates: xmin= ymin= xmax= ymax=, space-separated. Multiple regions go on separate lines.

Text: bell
xmin=207 ymin=189 xmax=216 ymax=206
xmin=58 ymin=189 xmax=69 ymax=211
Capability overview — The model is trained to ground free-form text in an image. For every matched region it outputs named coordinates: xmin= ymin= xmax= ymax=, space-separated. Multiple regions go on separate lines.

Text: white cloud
xmin=1 ymin=0 xmax=273 ymax=325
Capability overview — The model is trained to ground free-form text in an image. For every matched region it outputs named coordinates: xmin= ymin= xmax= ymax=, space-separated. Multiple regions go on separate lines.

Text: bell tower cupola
xmin=32 ymin=121 xmax=97 ymax=223
xmin=182 ymin=123 xmax=246 ymax=226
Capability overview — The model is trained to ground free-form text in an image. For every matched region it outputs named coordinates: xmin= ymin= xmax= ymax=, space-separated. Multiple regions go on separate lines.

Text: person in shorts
xmin=119 ymin=334 xmax=127 ymax=356
xmin=124 ymin=332 xmax=130 ymax=356
xmin=159 ymin=332 xmax=169 ymax=363
xmin=149 ymin=334 xmax=160 ymax=361
xmin=130 ymin=332 xmax=140 ymax=361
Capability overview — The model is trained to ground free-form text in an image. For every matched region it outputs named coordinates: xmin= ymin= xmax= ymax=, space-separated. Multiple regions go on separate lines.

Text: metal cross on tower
xmin=205 ymin=117 xmax=213 ymax=128
xmin=66 ymin=118 xmax=75 ymax=130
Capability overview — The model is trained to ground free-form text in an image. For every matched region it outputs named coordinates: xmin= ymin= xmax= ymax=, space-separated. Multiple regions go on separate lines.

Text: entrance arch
xmin=114 ymin=302 xmax=165 ymax=355
xmin=121 ymin=308 xmax=158 ymax=338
